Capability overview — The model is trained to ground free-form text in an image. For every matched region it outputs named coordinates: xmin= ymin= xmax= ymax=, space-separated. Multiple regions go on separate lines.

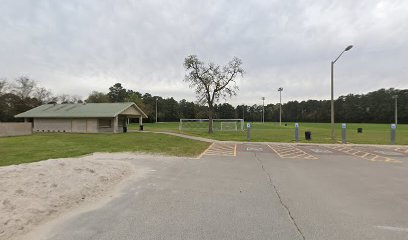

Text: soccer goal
xmin=179 ymin=119 xmax=244 ymax=131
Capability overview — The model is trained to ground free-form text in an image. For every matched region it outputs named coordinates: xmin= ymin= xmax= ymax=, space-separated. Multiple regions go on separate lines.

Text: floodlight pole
xmin=261 ymin=97 xmax=265 ymax=123
xmin=331 ymin=45 xmax=353 ymax=140
xmin=278 ymin=87 xmax=283 ymax=126
xmin=155 ymin=97 xmax=158 ymax=123
xmin=393 ymin=95 xmax=398 ymax=125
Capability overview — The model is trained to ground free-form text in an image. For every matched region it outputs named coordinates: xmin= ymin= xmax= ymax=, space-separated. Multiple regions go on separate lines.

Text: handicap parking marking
xmin=394 ymin=148 xmax=408 ymax=154
xmin=246 ymin=146 xmax=264 ymax=152
xmin=324 ymin=145 xmax=402 ymax=163
xmin=308 ymin=148 xmax=333 ymax=154
xmin=267 ymin=144 xmax=319 ymax=160
xmin=373 ymin=150 xmax=404 ymax=156
xmin=201 ymin=143 xmax=236 ymax=157
xmin=236 ymin=144 xmax=274 ymax=153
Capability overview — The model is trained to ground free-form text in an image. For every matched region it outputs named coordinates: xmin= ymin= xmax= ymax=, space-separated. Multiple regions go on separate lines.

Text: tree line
xmin=0 ymin=77 xmax=406 ymax=123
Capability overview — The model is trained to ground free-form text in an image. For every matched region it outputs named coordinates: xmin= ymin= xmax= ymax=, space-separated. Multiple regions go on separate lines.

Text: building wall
xmin=0 ymin=123 xmax=32 ymax=137
xmin=33 ymin=118 xmax=98 ymax=133
xmin=34 ymin=119 xmax=71 ymax=132
xmin=87 ymin=119 xmax=98 ymax=133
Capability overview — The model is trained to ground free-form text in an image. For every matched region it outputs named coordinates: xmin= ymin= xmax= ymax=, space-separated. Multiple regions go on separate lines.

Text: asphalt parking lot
xmin=30 ymin=143 xmax=408 ymax=240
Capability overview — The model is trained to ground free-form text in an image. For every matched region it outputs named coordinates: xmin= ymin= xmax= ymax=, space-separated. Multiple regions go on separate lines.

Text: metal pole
xmin=155 ymin=98 xmax=158 ymax=123
xmin=262 ymin=97 xmax=265 ymax=123
xmin=331 ymin=61 xmax=335 ymax=140
xmin=242 ymin=105 xmax=245 ymax=121
xmin=330 ymin=45 xmax=353 ymax=140
xmin=395 ymin=96 xmax=398 ymax=125
xmin=279 ymin=90 xmax=282 ymax=126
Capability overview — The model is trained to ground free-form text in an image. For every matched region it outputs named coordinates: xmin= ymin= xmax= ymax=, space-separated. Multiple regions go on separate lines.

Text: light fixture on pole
xmin=155 ymin=97 xmax=158 ymax=123
xmin=393 ymin=95 xmax=398 ymax=125
xmin=261 ymin=97 xmax=265 ymax=123
xmin=331 ymin=45 xmax=353 ymax=140
xmin=278 ymin=87 xmax=283 ymax=126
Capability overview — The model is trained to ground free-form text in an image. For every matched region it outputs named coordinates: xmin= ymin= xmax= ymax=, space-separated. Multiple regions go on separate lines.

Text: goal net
xmin=179 ymin=119 xmax=244 ymax=131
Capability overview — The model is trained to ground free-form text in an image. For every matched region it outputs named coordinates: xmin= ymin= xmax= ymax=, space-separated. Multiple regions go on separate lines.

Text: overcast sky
xmin=1 ymin=0 xmax=407 ymax=105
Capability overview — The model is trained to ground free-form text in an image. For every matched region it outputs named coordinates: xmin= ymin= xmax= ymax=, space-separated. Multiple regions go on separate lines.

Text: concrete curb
xmin=129 ymin=130 xmax=408 ymax=148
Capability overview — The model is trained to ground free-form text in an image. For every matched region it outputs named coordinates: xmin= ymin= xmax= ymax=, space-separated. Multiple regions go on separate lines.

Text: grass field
xmin=0 ymin=132 xmax=210 ymax=166
xmin=130 ymin=122 xmax=408 ymax=145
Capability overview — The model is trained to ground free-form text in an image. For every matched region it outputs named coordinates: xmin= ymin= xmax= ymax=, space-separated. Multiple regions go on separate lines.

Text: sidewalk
xmin=128 ymin=130 xmax=217 ymax=143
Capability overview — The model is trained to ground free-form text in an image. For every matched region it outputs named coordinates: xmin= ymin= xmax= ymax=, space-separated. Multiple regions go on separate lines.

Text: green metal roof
xmin=15 ymin=102 xmax=148 ymax=118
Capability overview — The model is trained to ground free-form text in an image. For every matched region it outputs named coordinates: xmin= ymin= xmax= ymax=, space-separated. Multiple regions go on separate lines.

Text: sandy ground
xmin=0 ymin=153 xmax=138 ymax=240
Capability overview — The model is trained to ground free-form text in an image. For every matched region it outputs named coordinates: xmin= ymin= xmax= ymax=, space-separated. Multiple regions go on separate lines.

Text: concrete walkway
xmin=129 ymin=130 xmax=217 ymax=143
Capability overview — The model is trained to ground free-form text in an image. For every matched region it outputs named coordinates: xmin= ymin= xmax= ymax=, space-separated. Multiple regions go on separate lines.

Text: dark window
xmin=98 ymin=119 xmax=112 ymax=128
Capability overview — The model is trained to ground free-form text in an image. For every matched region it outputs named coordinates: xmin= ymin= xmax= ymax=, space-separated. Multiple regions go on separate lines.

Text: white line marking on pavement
xmin=309 ymin=148 xmax=333 ymax=153
xmin=246 ymin=147 xmax=263 ymax=152
xmin=377 ymin=225 xmax=408 ymax=232
xmin=373 ymin=150 xmax=404 ymax=156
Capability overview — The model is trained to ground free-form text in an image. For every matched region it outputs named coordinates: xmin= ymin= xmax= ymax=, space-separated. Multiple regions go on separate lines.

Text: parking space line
xmin=267 ymin=144 xmax=318 ymax=160
xmin=324 ymin=146 xmax=402 ymax=163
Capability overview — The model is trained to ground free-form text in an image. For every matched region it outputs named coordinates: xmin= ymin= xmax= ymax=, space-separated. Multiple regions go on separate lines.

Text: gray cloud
xmin=0 ymin=0 xmax=407 ymax=105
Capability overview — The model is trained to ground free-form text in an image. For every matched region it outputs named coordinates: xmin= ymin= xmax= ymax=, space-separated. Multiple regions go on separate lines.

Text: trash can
xmin=305 ymin=131 xmax=311 ymax=140
xmin=357 ymin=128 xmax=363 ymax=133
xmin=284 ymin=123 xmax=287 ymax=126
xmin=139 ymin=125 xmax=144 ymax=131
xmin=123 ymin=126 xmax=127 ymax=133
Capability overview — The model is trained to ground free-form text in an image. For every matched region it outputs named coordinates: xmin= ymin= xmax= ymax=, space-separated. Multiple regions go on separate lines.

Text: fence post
xmin=295 ymin=123 xmax=299 ymax=142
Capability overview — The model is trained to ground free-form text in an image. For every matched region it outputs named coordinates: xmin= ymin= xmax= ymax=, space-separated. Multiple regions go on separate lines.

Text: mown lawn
xmin=130 ymin=122 xmax=408 ymax=145
xmin=0 ymin=132 xmax=210 ymax=166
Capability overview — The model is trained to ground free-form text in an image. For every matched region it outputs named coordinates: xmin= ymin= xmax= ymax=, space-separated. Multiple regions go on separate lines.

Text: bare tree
xmin=12 ymin=76 xmax=37 ymax=99
xmin=58 ymin=94 xmax=82 ymax=104
xmin=0 ymin=79 xmax=7 ymax=95
xmin=58 ymin=94 xmax=70 ymax=103
xmin=34 ymin=87 xmax=54 ymax=103
xmin=184 ymin=55 xmax=244 ymax=133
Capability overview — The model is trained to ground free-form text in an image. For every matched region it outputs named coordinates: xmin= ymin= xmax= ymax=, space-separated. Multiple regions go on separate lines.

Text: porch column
xmin=113 ymin=116 xmax=118 ymax=133
xmin=139 ymin=116 xmax=143 ymax=130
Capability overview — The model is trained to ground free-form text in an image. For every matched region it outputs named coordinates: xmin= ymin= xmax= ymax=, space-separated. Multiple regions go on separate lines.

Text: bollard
xmin=341 ymin=123 xmax=346 ymax=144
xmin=247 ymin=123 xmax=251 ymax=142
xmin=295 ymin=123 xmax=299 ymax=142
xmin=391 ymin=124 xmax=396 ymax=145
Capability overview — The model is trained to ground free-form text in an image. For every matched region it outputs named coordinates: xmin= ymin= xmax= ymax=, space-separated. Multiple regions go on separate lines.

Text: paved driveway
xmin=30 ymin=143 xmax=408 ymax=240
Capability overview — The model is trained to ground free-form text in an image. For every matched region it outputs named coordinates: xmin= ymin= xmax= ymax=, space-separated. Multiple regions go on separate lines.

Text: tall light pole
xmin=393 ymin=95 xmax=398 ymax=125
xmin=242 ymin=104 xmax=245 ymax=121
xmin=331 ymin=45 xmax=353 ymax=140
xmin=261 ymin=97 xmax=265 ymax=123
xmin=155 ymin=97 xmax=158 ymax=123
xmin=278 ymin=87 xmax=283 ymax=126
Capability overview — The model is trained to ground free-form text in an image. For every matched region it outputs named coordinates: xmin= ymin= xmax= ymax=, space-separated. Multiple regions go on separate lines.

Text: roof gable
xmin=15 ymin=103 xmax=148 ymax=118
